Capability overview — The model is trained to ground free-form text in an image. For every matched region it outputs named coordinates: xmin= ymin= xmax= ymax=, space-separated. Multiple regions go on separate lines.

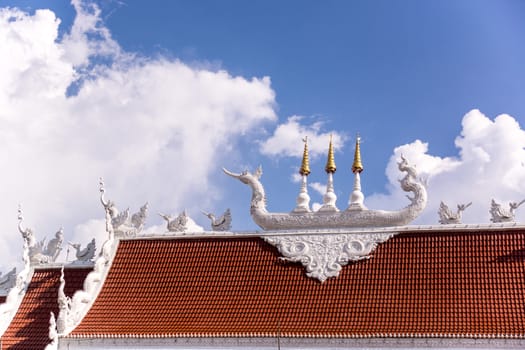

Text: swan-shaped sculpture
xmin=68 ymin=238 xmax=96 ymax=263
xmin=224 ymin=156 xmax=427 ymax=230
xmin=438 ymin=201 xmax=472 ymax=224
xmin=202 ymin=208 xmax=232 ymax=231
xmin=490 ymin=199 xmax=525 ymax=223
xmin=159 ymin=211 xmax=189 ymax=232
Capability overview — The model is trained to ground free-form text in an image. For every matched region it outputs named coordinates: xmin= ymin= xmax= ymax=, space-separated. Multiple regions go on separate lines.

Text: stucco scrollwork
xmin=263 ymin=232 xmax=396 ymax=282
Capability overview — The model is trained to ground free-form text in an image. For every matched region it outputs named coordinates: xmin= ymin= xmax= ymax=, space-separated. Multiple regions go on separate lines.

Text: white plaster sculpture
xmin=490 ymin=199 xmax=525 ymax=223
xmin=264 ymin=231 xmax=396 ymax=282
xmin=202 ymin=209 xmax=232 ymax=231
xmin=347 ymin=136 xmax=367 ymax=211
xmin=68 ymin=238 xmax=96 ymax=263
xmin=0 ymin=228 xmax=31 ymax=335
xmin=438 ymin=201 xmax=472 ymax=224
xmin=99 ymin=178 xmax=148 ymax=237
xmin=224 ymin=155 xmax=427 ymax=230
xmin=17 ymin=206 xmax=63 ymax=265
xmin=293 ymin=137 xmax=311 ymax=213
xmin=159 ymin=211 xmax=189 ymax=232
xmin=319 ymin=135 xmax=339 ymax=212
xmin=56 ymin=181 xmax=118 ymax=335
xmin=45 ymin=312 xmax=58 ymax=350
xmin=0 ymin=268 xmax=16 ymax=295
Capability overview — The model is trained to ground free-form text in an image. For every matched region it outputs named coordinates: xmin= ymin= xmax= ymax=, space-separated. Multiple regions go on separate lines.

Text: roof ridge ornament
xmin=490 ymin=198 xmax=525 ymax=223
xmin=68 ymin=239 xmax=96 ymax=264
xmin=438 ymin=201 xmax=472 ymax=224
xmin=293 ymin=137 xmax=312 ymax=213
xmin=0 ymin=207 xmax=34 ymax=336
xmin=56 ymin=179 xmax=120 ymax=336
xmin=99 ymin=178 xmax=148 ymax=237
xmin=348 ymin=135 xmax=366 ymax=211
xmin=201 ymin=208 xmax=232 ymax=231
xmin=17 ymin=205 xmax=63 ymax=265
xmin=224 ymin=152 xmax=427 ymax=230
xmin=319 ymin=134 xmax=339 ymax=212
xmin=159 ymin=210 xmax=190 ymax=232
xmin=0 ymin=268 xmax=16 ymax=296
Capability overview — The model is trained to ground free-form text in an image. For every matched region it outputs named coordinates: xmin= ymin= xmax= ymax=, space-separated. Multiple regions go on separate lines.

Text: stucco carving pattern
xmin=263 ymin=232 xmax=396 ymax=282
xmin=224 ymin=156 xmax=427 ymax=230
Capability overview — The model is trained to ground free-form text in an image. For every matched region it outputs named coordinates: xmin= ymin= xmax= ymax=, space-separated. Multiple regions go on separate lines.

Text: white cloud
xmin=309 ymin=181 xmax=326 ymax=196
xmin=259 ymin=115 xmax=346 ymax=158
xmin=0 ymin=2 xmax=276 ymax=272
xmin=366 ymin=109 xmax=525 ymax=225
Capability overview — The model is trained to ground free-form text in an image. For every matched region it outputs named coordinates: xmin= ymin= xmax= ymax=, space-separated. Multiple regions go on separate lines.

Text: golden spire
xmin=299 ymin=136 xmax=311 ymax=176
xmin=352 ymin=135 xmax=364 ymax=174
xmin=325 ymin=134 xmax=337 ymax=174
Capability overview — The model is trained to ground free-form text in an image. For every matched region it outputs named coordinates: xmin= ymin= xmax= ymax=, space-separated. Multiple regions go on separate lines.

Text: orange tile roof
xmin=1 ymin=267 xmax=91 ymax=350
xmin=69 ymin=231 xmax=525 ymax=339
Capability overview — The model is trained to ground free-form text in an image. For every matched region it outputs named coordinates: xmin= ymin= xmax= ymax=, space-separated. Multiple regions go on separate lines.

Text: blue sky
xmin=1 ymin=0 xmax=525 ymax=270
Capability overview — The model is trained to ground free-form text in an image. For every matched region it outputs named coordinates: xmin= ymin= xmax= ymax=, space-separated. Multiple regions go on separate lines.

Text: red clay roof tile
xmin=1 ymin=267 xmax=91 ymax=349
xmin=69 ymin=231 xmax=525 ymax=338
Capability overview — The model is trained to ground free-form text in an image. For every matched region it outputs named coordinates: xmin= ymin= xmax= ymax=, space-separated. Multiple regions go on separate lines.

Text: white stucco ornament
xmin=202 ymin=208 xmax=232 ymax=231
xmin=438 ymin=201 xmax=472 ymax=224
xmin=263 ymin=231 xmax=396 ymax=282
xmin=99 ymin=178 xmax=148 ymax=237
xmin=224 ymin=156 xmax=426 ymax=230
xmin=17 ymin=206 xmax=64 ymax=265
xmin=490 ymin=198 xmax=525 ymax=223
xmin=68 ymin=238 xmax=96 ymax=264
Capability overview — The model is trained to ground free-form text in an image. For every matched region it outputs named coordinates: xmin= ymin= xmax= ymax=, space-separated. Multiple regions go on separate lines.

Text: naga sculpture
xmin=99 ymin=178 xmax=148 ymax=237
xmin=438 ymin=201 xmax=472 ymax=224
xmin=68 ymin=238 xmax=96 ymax=263
xmin=490 ymin=199 xmax=525 ymax=223
xmin=223 ymin=156 xmax=427 ymax=230
xmin=201 ymin=208 xmax=232 ymax=231
xmin=0 ymin=268 xmax=16 ymax=295
xmin=17 ymin=206 xmax=63 ymax=265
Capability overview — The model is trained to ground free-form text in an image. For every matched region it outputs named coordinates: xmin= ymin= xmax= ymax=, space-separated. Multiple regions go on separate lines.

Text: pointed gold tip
xmin=325 ymin=134 xmax=337 ymax=173
xmin=352 ymin=135 xmax=364 ymax=174
xmin=299 ymin=136 xmax=311 ymax=176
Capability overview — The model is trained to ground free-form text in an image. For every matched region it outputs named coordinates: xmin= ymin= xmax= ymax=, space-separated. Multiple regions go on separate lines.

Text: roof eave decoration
xmin=224 ymin=156 xmax=427 ymax=230
xmin=0 ymin=211 xmax=33 ymax=336
xmin=56 ymin=179 xmax=121 ymax=336
xmin=263 ymin=230 xmax=397 ymax=282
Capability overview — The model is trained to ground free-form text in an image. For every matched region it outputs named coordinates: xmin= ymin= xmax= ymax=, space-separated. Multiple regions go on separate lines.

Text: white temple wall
xmin=58 ymin=337 xmax=525 ymax=350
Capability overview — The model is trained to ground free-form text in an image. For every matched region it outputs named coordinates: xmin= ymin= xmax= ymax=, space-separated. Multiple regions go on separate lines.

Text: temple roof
xmin=1 ymin=266 xmax=91 ymax=349
xmin=67 ymin=229 xmax=525 ymax=339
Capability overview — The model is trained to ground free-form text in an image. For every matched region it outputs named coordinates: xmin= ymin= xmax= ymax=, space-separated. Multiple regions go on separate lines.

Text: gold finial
xmin=299 ymin=136 xmax=311 ymax=176
xmin=325 ymin=134 xmax=337 ymax=174
xmin=352 ymin=135 xmax=364 ymax=174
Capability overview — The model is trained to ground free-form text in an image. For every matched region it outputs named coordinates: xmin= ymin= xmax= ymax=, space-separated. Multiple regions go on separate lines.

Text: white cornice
xmin=121 ymin=222 xmax=525 ymax=241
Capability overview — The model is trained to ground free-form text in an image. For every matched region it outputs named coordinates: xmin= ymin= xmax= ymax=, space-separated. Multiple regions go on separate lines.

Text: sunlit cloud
xmin=259 ymin=115 xmax=346 ymax=158
xmin=0 ymin=2 xmax=276 ymax=271
xmin=366 ymin=109 xmax=525 ymax=225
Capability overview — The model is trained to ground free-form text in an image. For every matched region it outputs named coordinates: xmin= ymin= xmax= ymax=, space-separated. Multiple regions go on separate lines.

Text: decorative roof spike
xmin=348 ymin=134 xmax=366 ymax=211
xmin=352 ymin=135 xmax=364 ymax=174
xmin=293 ymin=137 xmax=312 ymax=213
xmin=325 ymin=134 xmax=337 ymax=174
xmin=299 ymin=137 xmax=311 ymax=176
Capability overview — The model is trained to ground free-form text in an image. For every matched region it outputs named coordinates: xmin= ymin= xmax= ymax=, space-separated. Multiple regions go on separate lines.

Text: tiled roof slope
xmin=1 ymin=267 xmax=91 ymax=350
xmin=69 ymin=231 xmax=525 ymax=338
